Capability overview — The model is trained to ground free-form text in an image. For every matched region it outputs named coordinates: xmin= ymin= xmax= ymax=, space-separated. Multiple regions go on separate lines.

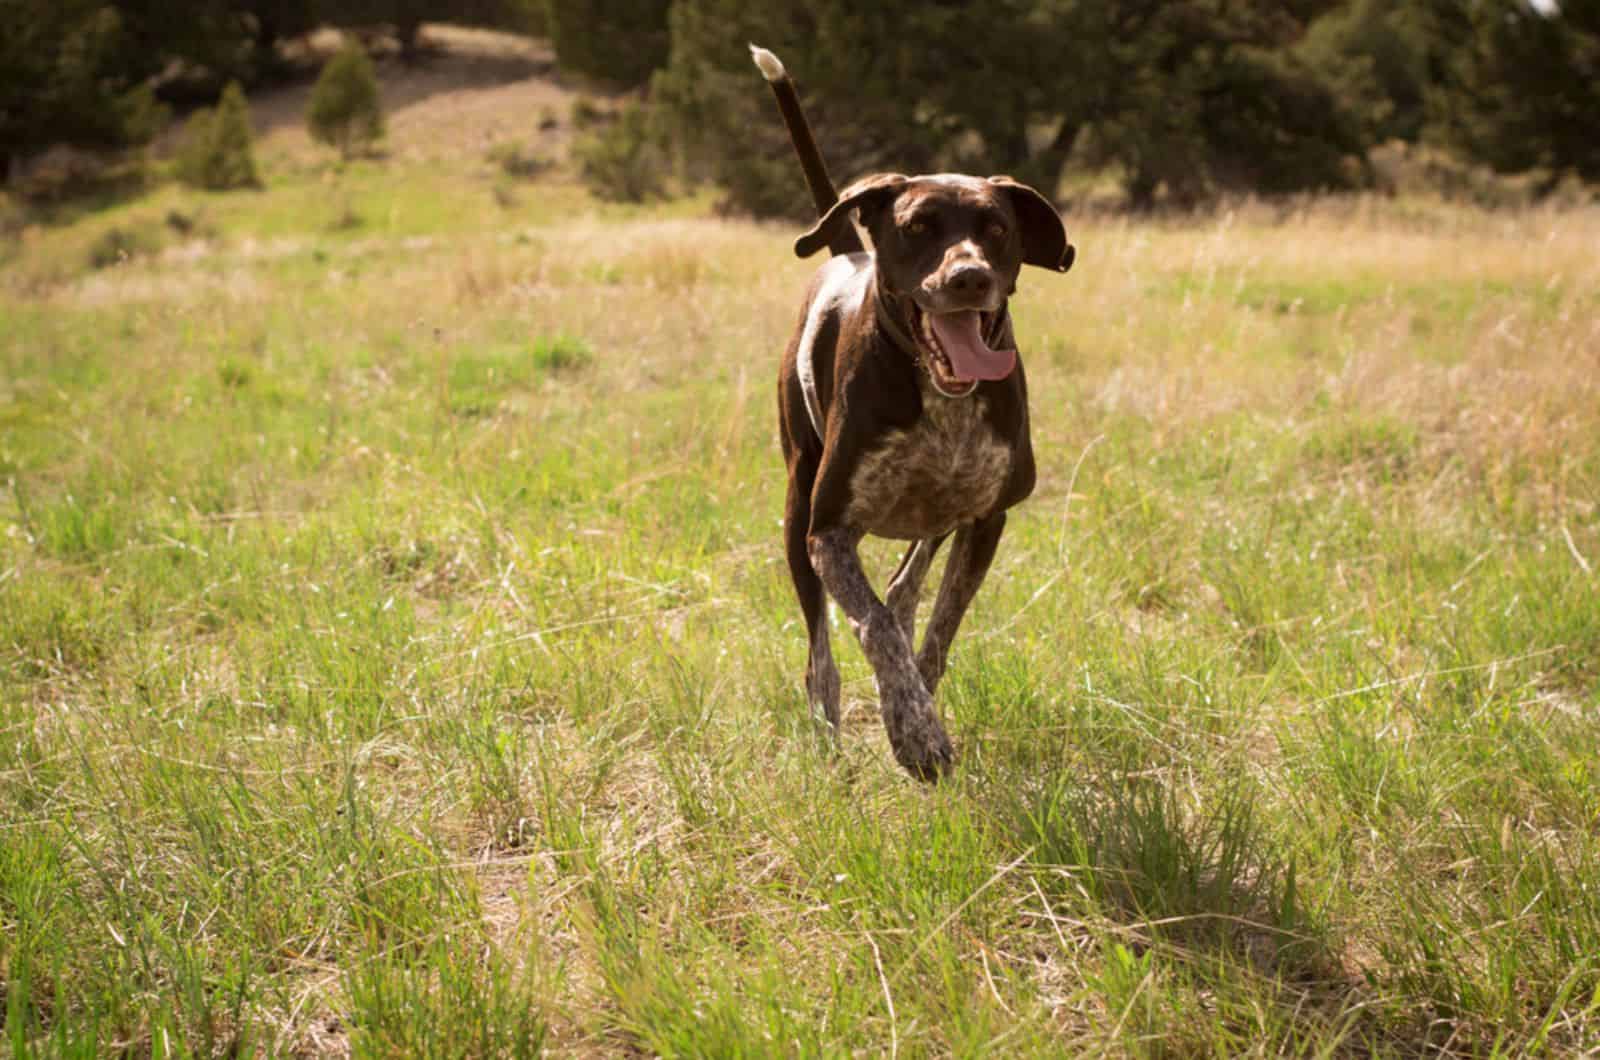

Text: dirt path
xmin=174 ymin=25 xmax=597 ymax=165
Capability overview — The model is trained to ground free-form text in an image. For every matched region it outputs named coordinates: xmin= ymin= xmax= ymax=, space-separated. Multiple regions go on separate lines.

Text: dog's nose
xmin=947 ymin=264 xmax=993 ymax=298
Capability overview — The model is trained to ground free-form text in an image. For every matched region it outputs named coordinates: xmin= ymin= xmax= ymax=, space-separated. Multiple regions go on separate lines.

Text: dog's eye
xmin=905 ymin=219 xmax=930 ymax=236
xmin=987 ymin=221 xmax=1009 ymax=239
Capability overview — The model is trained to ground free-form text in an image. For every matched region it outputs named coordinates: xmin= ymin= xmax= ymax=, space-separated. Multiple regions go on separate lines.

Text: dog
xmin=753 ymin=45 xmax=1075 ymax=781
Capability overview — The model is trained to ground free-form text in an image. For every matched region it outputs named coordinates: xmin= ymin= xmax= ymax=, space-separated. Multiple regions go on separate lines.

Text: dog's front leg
xmin=884 ymin=536 xmax=946 ymax=643
xmin=917 ymin=512 xmax=1007 ymax=695
xmin=808 ymin=525 xmax=955 ymax=780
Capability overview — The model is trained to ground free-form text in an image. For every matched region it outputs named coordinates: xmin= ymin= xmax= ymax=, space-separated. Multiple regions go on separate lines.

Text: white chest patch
xmin=796 ymin=254 xmax=871 ymax=439
xmin=845 ymin=384 xmax=1012 ymax=540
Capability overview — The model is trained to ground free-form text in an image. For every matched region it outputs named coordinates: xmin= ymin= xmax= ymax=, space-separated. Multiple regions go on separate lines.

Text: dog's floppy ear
xmin=794 ymin=174 xmax=908 ymax=258
xmin=988 ymin=176 xmax=1075 ymax=273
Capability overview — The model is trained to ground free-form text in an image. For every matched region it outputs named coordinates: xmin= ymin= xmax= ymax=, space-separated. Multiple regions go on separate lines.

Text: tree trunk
xmin=251 ymin=13 xmax=279 ymax=78
xmin=396 ymin=15 xmax=423 ymax=63
xmin=1027 ymin=117 xmax=1081 ymax=197
xmin=1127 ymin=167 xmax=1158 ymax=212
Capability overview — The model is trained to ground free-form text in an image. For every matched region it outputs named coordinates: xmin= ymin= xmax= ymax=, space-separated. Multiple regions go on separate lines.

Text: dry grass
xmin=3 ymin=55 xmax=1600 ymax=1054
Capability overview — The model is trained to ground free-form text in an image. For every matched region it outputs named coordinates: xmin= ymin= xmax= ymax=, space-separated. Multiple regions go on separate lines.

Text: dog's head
xmin=795 ymin=174 xmax=1074 ymax=397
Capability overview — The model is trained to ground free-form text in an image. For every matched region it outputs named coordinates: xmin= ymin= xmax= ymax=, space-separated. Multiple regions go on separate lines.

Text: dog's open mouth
xmin=910 ymin=305 xmax=1017 ymax=398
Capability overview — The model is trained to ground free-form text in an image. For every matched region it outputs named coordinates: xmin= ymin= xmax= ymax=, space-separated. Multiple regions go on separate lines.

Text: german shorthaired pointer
xmin=753 ymin=46 xmax=1076 ymax=780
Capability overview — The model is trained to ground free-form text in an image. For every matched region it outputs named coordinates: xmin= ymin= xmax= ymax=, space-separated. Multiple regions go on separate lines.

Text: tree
xmin=1298 ymin=0 xmax=1434 ymax=144
xmin=652 ymin=0 xmax=949 ymax=218
xmin=307 ymin=41 xmax=386 ymax=160
xmin=0 ymin=1 xmax=160 ymax=175
xmin=1432 ymin=0 xmax=1600 ymax=183
xmin=1033 ymin=0 xmax=1364 ymax=208
xmin=176 ymin=80 xmax=260 ymax=189
xmin=236 ymin=0 xmax=320 ymax=76
xmin=546 ymin=0 xmax=671 ymax=87
xmin=323 ymin=0 xmax=454 ymax=62
xmin=112 ymin=0 xmax=264 ymax=96
xmin=654 ymin=0 xmax=1368 ymax=215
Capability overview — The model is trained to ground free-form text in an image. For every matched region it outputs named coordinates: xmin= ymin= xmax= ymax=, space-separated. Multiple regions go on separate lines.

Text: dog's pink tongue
xmin=928 ymin=311 xmax=1016 ymax=381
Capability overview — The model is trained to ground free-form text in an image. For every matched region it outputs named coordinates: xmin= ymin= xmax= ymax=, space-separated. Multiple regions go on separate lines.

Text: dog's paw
xmin=893 ymin=723 xmax=955 ymax=783
xmin=882 ymin=684 xmax=955 ymax=783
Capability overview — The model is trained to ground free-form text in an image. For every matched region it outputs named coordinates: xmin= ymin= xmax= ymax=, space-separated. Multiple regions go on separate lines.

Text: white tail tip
xmin=749 ymin=44 xmax=786 ymax=82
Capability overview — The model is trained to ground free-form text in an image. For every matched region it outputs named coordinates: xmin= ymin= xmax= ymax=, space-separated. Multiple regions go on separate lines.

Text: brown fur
xmin=758 ymin=52 xmax=1074 ymax=781
xmin=777 ymin=175 xmax=1072 ymax=781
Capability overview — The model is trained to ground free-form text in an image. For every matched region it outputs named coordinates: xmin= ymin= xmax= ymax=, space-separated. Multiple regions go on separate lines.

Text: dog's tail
xmin=749 ymin=44 xmax=864 ymax=256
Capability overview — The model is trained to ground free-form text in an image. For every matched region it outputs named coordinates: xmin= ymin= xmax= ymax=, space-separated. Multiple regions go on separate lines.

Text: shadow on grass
xmin=993 ymin=766 xmax=1399 ymax=1054
xmin=6 ymin=165 xmax=155 ymax=230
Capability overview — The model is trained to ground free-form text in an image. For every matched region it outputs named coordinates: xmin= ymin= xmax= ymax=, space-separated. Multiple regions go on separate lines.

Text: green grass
xmin=3 ymin=144 xmax=1599 ymax=1056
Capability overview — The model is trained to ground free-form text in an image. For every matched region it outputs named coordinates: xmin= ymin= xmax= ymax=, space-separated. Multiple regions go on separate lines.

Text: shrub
xmin=308 ymin=41 xmax=385 ymax=160
xmin=175 ymin=82 xmax=259 ymax=190
xmin=531 ymin=334 xmax=592 ymax=375
xmin=174 ymin=109 xmax=217 ymax=184
xmin=486 ymin=140 xmax=549 ymax=180
xmin=85 ymin=224 xmax=162 ymax=269
xmin=573 ymin=103 xmax=667 ymax=203
xmin=569 ymin=97 xmax=606 ymax=130
xmin=0 ymin=194 xmax=23 ymax=242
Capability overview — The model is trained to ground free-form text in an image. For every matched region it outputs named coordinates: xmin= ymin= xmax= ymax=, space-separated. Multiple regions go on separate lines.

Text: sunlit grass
xmin=2 ymin=143 xmax=1599 ymax=1055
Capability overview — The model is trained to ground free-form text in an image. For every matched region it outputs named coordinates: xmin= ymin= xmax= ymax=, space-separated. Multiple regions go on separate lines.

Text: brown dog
xmin=754 ymin=46 xmax=1075 ymax=780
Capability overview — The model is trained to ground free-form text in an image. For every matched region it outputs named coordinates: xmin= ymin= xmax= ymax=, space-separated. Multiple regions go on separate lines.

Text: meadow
xmin=3 ymin=57 xmax=1600 ymax=1055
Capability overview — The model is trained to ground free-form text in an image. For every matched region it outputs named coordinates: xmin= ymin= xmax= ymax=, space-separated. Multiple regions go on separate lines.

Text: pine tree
xmin=175 ymin=81 xmax=260 ymax=190
xmin=308 ymin=41 xmax=386 ymax=161
xmin=210 ymin=82 xmax=260 ymax=188
xmin=0 ymin=0 xmax=162 ymax=175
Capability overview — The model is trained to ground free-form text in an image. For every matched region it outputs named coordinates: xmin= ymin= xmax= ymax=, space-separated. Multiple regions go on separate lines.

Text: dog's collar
xmin=873 ymin=286 xmax=921 ymax=358
xmin=873 ymin=286 xmax=1011 ymax=393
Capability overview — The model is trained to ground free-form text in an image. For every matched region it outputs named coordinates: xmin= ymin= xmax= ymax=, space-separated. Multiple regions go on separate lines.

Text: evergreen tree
xmin=0 ymin=1 xmax=155 ymax=174
xmin=307 ymin=41 xmax=386 ymax=160
xmin=176 ymin=80 xmax=260 ymax=189
xmin=210 ymin=80 xmax=260 ymax=187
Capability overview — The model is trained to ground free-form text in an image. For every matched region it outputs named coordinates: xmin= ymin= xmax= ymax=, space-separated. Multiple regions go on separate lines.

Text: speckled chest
xmin=844 ymin=386 xmax=1013 ymax=540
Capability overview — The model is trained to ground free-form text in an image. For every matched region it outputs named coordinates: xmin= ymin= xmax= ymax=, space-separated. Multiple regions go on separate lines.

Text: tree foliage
xmin=544 ymin=0 xmax=671 ymax=87
xmin=574 ymin=103 xmax=668 ymax=202
xmin=176 ymin=80 xmax=260 ymax=189
xmin=1298 ymin=0 xmax=1435 ymax=144
xmin=0 ymin=1 xmax=157 ymax=174
xmin=307 ymin=41 xmax=386 ymax=160
xmin=653 ymin=0 xmax=1369 ymax=214
xmin=6 ymin=0 xmax=1595 ymax=204
xmin=651 ymin=1 xmax=946 ymax=219
xmin=1057 ymin=0 xmax=1364 ymax=207
xmin=1432 ymin=0 xmax=1600 ymax=182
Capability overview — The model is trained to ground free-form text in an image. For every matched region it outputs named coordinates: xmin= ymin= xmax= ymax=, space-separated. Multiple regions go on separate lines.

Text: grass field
xmin=4 ymin=54 xmax=1600 ymax=1056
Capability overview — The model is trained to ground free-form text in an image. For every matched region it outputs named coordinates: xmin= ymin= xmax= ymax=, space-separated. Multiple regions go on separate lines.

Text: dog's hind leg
xmin=917 ymin=513 xmax=1007 ymax=696
xmin=785 ymin=459 xmax=840 ymax=733
xmin=885 ymin=536 xmax=947 ymax=644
